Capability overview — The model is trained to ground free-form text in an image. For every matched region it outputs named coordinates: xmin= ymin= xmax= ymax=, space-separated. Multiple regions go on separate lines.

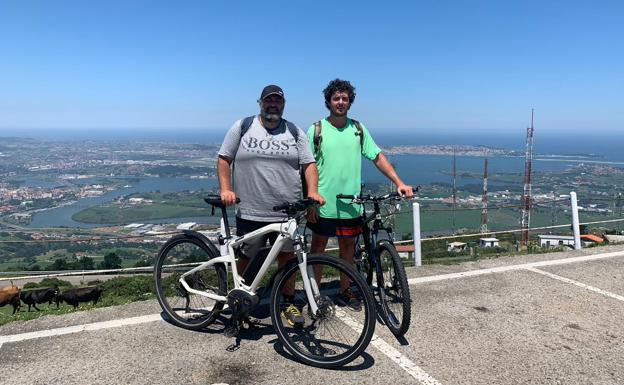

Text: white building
xmin=395 ymin=245 xmax=415 ymax=259
xmin=176 ymin=222 xmax=197 ymax=230
xmin=538 ymin=235 xmax=575 ymax=248
xmin=538 ymin=234 xmax=604 ymax=248
xmin=479 ymin=237 xmax=500 ymax=248
xmin=447 ymin=242 xmax=467 ymax=252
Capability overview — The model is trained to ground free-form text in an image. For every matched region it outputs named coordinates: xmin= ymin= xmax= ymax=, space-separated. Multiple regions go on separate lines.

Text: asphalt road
xmin=1 ymin=245 xmax=623 ymax=385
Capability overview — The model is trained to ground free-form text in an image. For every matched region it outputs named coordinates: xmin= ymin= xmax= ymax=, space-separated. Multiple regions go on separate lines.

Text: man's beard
xmin=262 ymin=107 xmax=282 ymax=123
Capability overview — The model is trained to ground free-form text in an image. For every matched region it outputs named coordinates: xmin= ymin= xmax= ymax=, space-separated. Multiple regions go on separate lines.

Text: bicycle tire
xmin=354 ymin=244 xmax=373 ymax=286
xmin=376 ymin=240 xmax=411 ymax=336
xmin=270 ymin=254 xmax=376 ymax=368
xmin=154 ymin=234 xmax=227 ymax=330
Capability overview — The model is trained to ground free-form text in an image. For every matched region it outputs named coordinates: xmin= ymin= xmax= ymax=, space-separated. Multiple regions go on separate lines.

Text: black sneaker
xmin=336 ymin=289 xmax=362 ymax=312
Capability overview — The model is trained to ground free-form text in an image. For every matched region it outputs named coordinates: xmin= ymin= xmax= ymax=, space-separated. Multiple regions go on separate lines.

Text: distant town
xmin=0 ymin=137 xmax=219 ymax=225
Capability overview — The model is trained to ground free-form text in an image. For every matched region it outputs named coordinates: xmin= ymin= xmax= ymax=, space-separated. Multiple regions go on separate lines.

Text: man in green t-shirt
xmin=307 ymin=78 xmax=413 ymax=309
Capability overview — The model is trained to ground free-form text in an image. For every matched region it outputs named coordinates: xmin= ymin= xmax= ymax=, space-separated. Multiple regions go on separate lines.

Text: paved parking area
xmin=1 ymin=245 xmax=623 ymax=385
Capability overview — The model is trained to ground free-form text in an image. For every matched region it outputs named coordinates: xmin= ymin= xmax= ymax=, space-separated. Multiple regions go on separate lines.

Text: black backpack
xmin=311 ymin=119 xmax=364 ymax=160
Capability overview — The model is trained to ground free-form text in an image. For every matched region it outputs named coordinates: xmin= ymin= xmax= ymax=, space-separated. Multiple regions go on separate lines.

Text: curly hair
xmin=322 ymin=79 xmax=356 ymax=110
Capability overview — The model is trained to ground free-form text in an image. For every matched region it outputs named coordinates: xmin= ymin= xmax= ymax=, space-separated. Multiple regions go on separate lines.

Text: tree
xmin=76 ymin=257 xmax=95 ymax=270
xmin=100 ymin=252 xmax=122 ymax=269
xmin=49 ymin=258 xmax=69 ymax=270
xmin=133 ymin=258 xmax=153 ymax=268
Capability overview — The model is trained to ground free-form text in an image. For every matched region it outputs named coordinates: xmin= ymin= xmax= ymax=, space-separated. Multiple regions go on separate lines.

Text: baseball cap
xmin=260 ymin=85 xmax=285 ymax=100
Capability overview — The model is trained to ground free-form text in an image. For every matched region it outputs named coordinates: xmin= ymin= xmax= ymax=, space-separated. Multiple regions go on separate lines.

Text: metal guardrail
xmin=1 ymin=192 xmax=622 ymax=282
xmin=0 ymin=266 xmax=154 ymax=282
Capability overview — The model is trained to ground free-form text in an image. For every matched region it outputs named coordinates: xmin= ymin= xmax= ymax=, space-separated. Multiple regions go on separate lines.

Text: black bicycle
xmin=336 ymin=191 xmax=412 ymax=336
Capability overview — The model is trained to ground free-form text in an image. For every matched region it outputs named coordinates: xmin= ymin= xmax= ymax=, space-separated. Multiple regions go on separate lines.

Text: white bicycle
xmin=154 ymin=195 xmax=376 ymax=368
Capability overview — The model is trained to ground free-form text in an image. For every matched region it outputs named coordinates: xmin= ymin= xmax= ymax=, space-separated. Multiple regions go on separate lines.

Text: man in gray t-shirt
xmin=217 ymin=84 xmax=325 ymax=326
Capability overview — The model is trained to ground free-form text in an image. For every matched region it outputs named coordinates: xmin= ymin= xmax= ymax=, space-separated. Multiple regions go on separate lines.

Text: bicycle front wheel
xmin=154 ymin=234 xmax=227 ymax=330
xmin=377 ymin=240 xmax=411 ymax=336
xmin=270 ymin=254 xmax=376 ymax=368
xmin=354 ymin=244 xmax=373 ymax=286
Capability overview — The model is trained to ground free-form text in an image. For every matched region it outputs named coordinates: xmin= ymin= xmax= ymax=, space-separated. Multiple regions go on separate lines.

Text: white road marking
xmin=408 ymin=250 xmax=624 ymax=285
xmin=0 ymin=314 xmax=161 ymax=346
xmin=336 ymin=309 xmax=442 ymax=385
xmin=525 ymin=267 xmax=624 ymax=302
xmin=2 ymin=248 xmax=623 ymax=379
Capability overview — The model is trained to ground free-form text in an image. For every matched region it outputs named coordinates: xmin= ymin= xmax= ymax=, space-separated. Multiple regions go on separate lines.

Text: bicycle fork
xmin=294 ymin=245 xmax=320 ymax=315
xmin=366 ymin=231 xmax=391 ymax=315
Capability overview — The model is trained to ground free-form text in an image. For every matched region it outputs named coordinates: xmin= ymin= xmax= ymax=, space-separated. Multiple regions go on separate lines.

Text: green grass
xmin=70 ymin=190 xmax=224 ymax=224
xmin=0 ymin=275 xmax=156 ymax=327
xmin=392 ymin=204 xmax=616 ymax=238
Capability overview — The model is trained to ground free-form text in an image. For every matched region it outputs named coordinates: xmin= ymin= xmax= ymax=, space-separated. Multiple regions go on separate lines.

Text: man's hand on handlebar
xmin=220 ymin=189 xmax=237 ymax=206
xmin=307 ymin=192 xmax=326 ymax=206
xmin=396 ymin=184 xmax=414 ymax=198
xmin=303 ymin=193 xmax=323 ymax=223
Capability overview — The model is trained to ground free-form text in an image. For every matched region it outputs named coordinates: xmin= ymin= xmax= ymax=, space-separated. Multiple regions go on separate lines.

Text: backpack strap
xmin=312 ymin=121 xmax=322 ymax=158
xmin=239 ymin=116 xmax=255 ymax=138
xmin=351 ymin=119 xmax=365 ymax=150
xmin=284 ymin=119 xmax=299 ymax=141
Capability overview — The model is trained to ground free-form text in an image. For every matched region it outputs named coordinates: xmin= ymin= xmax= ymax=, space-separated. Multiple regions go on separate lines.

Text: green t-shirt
xmin=307 ymin=118 xmax=382 ymax=219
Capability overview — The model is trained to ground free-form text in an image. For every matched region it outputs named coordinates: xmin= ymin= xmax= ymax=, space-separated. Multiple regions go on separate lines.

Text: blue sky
xmin=0 ymin=0 xmax=622 ymax=135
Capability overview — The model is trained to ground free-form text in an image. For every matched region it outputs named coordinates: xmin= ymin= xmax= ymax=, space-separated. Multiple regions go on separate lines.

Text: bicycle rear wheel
xmin=154 ymin=234 xmax=227 ymax=330
xmin=270 ymin=254 xmax=376 ymax=368
xmin=377 ymin=240 xmax=411 ymax=336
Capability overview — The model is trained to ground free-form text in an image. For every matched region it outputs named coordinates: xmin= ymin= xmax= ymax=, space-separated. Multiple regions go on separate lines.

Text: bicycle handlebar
xmin=272 ymin=198 xmax=318 ymax=214
xmin=336 ymin=186 xmax=420 ymax=203
xmin=204 ymin=195 xmax=240 ymax=207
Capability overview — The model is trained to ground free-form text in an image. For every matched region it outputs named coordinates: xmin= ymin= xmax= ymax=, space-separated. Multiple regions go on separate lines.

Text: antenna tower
xmin=616 ymin=191 xmax=623 ymax=233
xmin=521 ymin=109 xmax=535 ymax=246
xmin=550 ymin=191 xmax=557 ymax=227
xmin=452 ymin=148 xmax=457 ymax=234
xmin=480 ymin=155 xmax=488 ymax=233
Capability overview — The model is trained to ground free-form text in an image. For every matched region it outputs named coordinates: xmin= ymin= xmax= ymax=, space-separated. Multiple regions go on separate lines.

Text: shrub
xmin=23 ymin=282 xmax=40 ymax=289
xmin=101 ymin=275 xmax=155 ymax=301
xmin=39 ymin=277 xmax=73 ymax=288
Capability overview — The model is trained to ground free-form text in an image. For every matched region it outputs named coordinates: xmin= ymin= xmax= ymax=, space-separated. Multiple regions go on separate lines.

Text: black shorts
xmin=235 ymin=217 xmax=292 ymax=258
xmin=307 ymin=216 xmax=363 ymax=238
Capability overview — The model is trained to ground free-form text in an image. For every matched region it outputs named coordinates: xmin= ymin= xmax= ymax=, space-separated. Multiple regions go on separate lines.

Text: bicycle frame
xmin=177 ymin=217 xmax=320 ymax=314
xmin=358 ymin=201 xmax=395 ymax=274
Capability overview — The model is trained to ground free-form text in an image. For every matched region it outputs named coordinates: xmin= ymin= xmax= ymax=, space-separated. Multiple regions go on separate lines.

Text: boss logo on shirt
xmin=242 ymin=137 xmax=296 ymax=154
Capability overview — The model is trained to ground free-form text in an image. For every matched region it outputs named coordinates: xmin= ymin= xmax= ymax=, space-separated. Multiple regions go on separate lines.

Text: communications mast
xmin=452 ymin=148 xmax=457 ymax=234
xmin=521 ymin=109 xmax=535 ymax=246
xmin=480 ymin=156 xmax=489 ymax=233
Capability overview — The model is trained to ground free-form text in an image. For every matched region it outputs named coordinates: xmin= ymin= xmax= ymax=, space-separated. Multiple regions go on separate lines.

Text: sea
xmin=8 ymin=128 xmax=624 ymax=228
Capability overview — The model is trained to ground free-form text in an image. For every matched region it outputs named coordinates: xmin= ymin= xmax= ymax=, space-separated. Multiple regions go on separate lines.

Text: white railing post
xmin=412 ymin=201 xmax=422 ymax=266
xmin=570 ymin=191 xmax=581 ymax=250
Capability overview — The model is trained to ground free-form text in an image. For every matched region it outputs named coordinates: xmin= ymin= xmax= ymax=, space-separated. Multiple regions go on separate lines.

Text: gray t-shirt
xmin=218 ymin=116 xmax=316 ymax=221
